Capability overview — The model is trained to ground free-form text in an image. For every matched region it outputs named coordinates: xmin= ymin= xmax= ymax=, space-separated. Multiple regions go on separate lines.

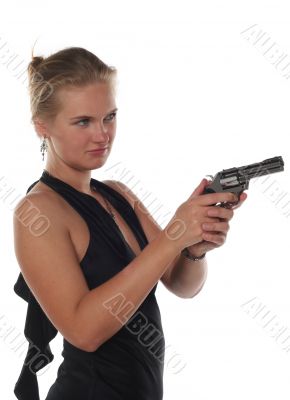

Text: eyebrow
xmin=69 ymin=108 xmax=118 ymax=121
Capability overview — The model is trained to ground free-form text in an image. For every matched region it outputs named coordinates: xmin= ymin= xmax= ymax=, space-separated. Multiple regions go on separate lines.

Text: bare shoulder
xmin=102 ymin=180 xmax=137 ymax=210
xmin=14 ymin=183 xmax=71 ymax=230
xmin=13 ymin=188 xmax=91 ymax=351
xmin=102 ymin=179 xmax=162 ymax=236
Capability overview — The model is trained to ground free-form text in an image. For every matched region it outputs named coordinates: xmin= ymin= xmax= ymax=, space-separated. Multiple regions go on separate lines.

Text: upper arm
xmin=13 ymin=193 xmax=91 ymax=351
xmin=103 ymin=180 xmax=179 ymax=290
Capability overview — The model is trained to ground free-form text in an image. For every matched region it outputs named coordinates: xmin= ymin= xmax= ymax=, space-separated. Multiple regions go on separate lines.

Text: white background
xmin=0 ymin=1 xmax=289 ymax=399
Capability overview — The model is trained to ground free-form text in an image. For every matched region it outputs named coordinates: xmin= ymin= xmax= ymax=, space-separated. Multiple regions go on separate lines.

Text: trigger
xmin=220 ymin=200 xmax=239 ymax=209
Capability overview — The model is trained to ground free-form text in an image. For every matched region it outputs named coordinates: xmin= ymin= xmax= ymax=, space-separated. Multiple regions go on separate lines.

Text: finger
xmin=202 ymin=221 xmax=230 ymax=233
xmin=217 ymin=191 xmax=248 ymax=210
xmin=188 ymin=178 xmax=211 ymax=200
xmin=240 ymin=192 xmax=247 ymax=201
xmin=202 ymin=231 xmax=226 ymax=245
xmin=230 ymin=192 xmax=248 ymax=210
xmin=206 ymin=206 xmax=234 ymax=220
xmin=197 ymin=240 xmax=218 ymax=253
xmin=203 ymin=216 xmax=221 ymax=224
xmin=198 ymin=191 xmax=239 ymax=206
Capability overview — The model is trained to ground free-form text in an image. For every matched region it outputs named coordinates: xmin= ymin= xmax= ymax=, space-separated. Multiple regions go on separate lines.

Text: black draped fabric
xmin=13 ymin=169 xmax=165 ymax=400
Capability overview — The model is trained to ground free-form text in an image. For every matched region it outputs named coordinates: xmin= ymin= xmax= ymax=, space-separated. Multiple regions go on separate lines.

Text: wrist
xmin=181 ymin=247 xmax=206 ymax=261
xmin=159 ymin=229 xmax=183 ymax=257
xmin=162 ymin=223 xmax=186 ymax=255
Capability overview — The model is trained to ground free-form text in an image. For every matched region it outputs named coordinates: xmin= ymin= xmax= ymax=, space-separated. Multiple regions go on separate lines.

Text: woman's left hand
xmin=186 ymin=190 xmax=248 ymax=258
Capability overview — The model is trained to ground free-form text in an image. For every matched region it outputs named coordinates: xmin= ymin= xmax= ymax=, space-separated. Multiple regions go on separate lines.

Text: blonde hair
xmin=27 ymin=46 xmax=118 ymax=124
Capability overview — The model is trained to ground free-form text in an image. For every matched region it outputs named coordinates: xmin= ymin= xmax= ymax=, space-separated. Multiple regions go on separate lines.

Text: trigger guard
xmin=220 ymin=201 xmax=238 ymax=209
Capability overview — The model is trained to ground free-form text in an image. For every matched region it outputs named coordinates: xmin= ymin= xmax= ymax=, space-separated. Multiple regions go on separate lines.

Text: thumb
xmin=188 ymin=178 xmax=210 ymax=200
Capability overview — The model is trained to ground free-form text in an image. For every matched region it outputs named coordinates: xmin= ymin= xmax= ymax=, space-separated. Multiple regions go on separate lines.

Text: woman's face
xmin=43 ymin=81 xmax=117 ymax=170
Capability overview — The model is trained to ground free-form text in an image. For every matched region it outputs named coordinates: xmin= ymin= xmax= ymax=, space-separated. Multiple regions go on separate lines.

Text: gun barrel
xmin=204 ymin=156 xmax=285 ymax=197
xmin=221 ymin=156 xmax=284 ymax=181
xmin=238 ymin=156 xmax=284 ymax=179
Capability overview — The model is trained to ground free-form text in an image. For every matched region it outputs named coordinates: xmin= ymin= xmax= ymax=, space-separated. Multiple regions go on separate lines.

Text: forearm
xmin=75 ymin=230 xmax=179 ymax=352
xmin=169 ymin=253 xmax=208 ymax=299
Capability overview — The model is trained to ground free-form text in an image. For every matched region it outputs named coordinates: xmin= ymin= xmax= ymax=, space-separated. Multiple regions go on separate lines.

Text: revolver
xmin=203 ymin=156 xmax=285 ymax=208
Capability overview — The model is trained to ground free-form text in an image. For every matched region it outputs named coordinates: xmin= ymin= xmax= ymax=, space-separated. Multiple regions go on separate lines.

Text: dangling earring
xmin=40 ymin=136 xmax=48 ymax=161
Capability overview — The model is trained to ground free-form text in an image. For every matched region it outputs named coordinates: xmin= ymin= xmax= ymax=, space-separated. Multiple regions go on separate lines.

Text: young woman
xmin=13 ymin=46 xmax=247 ymax=400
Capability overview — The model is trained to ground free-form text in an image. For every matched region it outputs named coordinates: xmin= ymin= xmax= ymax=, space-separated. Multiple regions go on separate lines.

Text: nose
xmin=92 ymin=121 xmax=109 ymax=141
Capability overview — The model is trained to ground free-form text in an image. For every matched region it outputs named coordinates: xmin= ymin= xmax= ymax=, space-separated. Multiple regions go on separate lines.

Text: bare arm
xmin=13 ymin=192 xmax=179 ymax=353
xmin=75 ymin=229 xmax=177 ymax=351
xmin=168 ymin=255 xmax=208 ymax=298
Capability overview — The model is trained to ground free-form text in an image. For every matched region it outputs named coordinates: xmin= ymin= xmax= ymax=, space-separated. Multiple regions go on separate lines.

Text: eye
xmin=75 ymin=112 xmax=117 ymax=127
xmin=76 ymin=118 xmax=90 ymax=127
xmin=104 ymin=112 xmax=117 ymax=122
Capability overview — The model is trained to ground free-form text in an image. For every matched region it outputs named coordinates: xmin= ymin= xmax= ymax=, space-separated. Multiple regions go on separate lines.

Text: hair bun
xmin=31 ymin=56 xmax=44 ymax=69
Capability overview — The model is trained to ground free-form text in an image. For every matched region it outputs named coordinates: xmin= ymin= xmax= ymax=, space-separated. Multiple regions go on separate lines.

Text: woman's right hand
xmin=164 ymin=178 xmax=238 ymax=252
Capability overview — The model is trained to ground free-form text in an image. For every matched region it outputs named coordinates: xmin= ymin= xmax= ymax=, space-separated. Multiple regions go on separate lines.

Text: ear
xmin=33 ymin=118 xmax=50 ymax=140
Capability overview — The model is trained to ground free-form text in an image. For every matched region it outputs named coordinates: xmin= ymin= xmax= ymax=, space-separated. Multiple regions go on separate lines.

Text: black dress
xmin=13 ymin=169 xmax=165 ymax=400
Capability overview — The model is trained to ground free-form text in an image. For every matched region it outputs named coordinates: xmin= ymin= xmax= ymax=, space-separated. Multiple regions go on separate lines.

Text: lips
xmin=88 ymin=147 xmax=108 ymax=152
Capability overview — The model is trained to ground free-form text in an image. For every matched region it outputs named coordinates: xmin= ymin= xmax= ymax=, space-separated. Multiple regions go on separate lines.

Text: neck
xmin=43 ymin=165 xmax=93 ymax=195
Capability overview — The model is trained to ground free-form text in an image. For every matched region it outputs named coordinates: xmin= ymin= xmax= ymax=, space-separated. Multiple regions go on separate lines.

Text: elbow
xmin=82 ymin=341 xmax=100 ymax=353
xmin=176 ymin=281 xmax=207 ymax=299
xmin=70 ymin=318 xmax=102 ymax=352
xmin=76 ymin=327 xmax=117 ymax=352
xmin=171 ymin=281 xmax=206 ymax=299
xmin=72 ymin=301 xmax=102 ymax=352
xmin=62 ymin=331 xmax=96 ymax=352
xmin=74 ymin=333 xmax=101 ymax=353
xmin=188 ymin=281 xmax=206 ymax=298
